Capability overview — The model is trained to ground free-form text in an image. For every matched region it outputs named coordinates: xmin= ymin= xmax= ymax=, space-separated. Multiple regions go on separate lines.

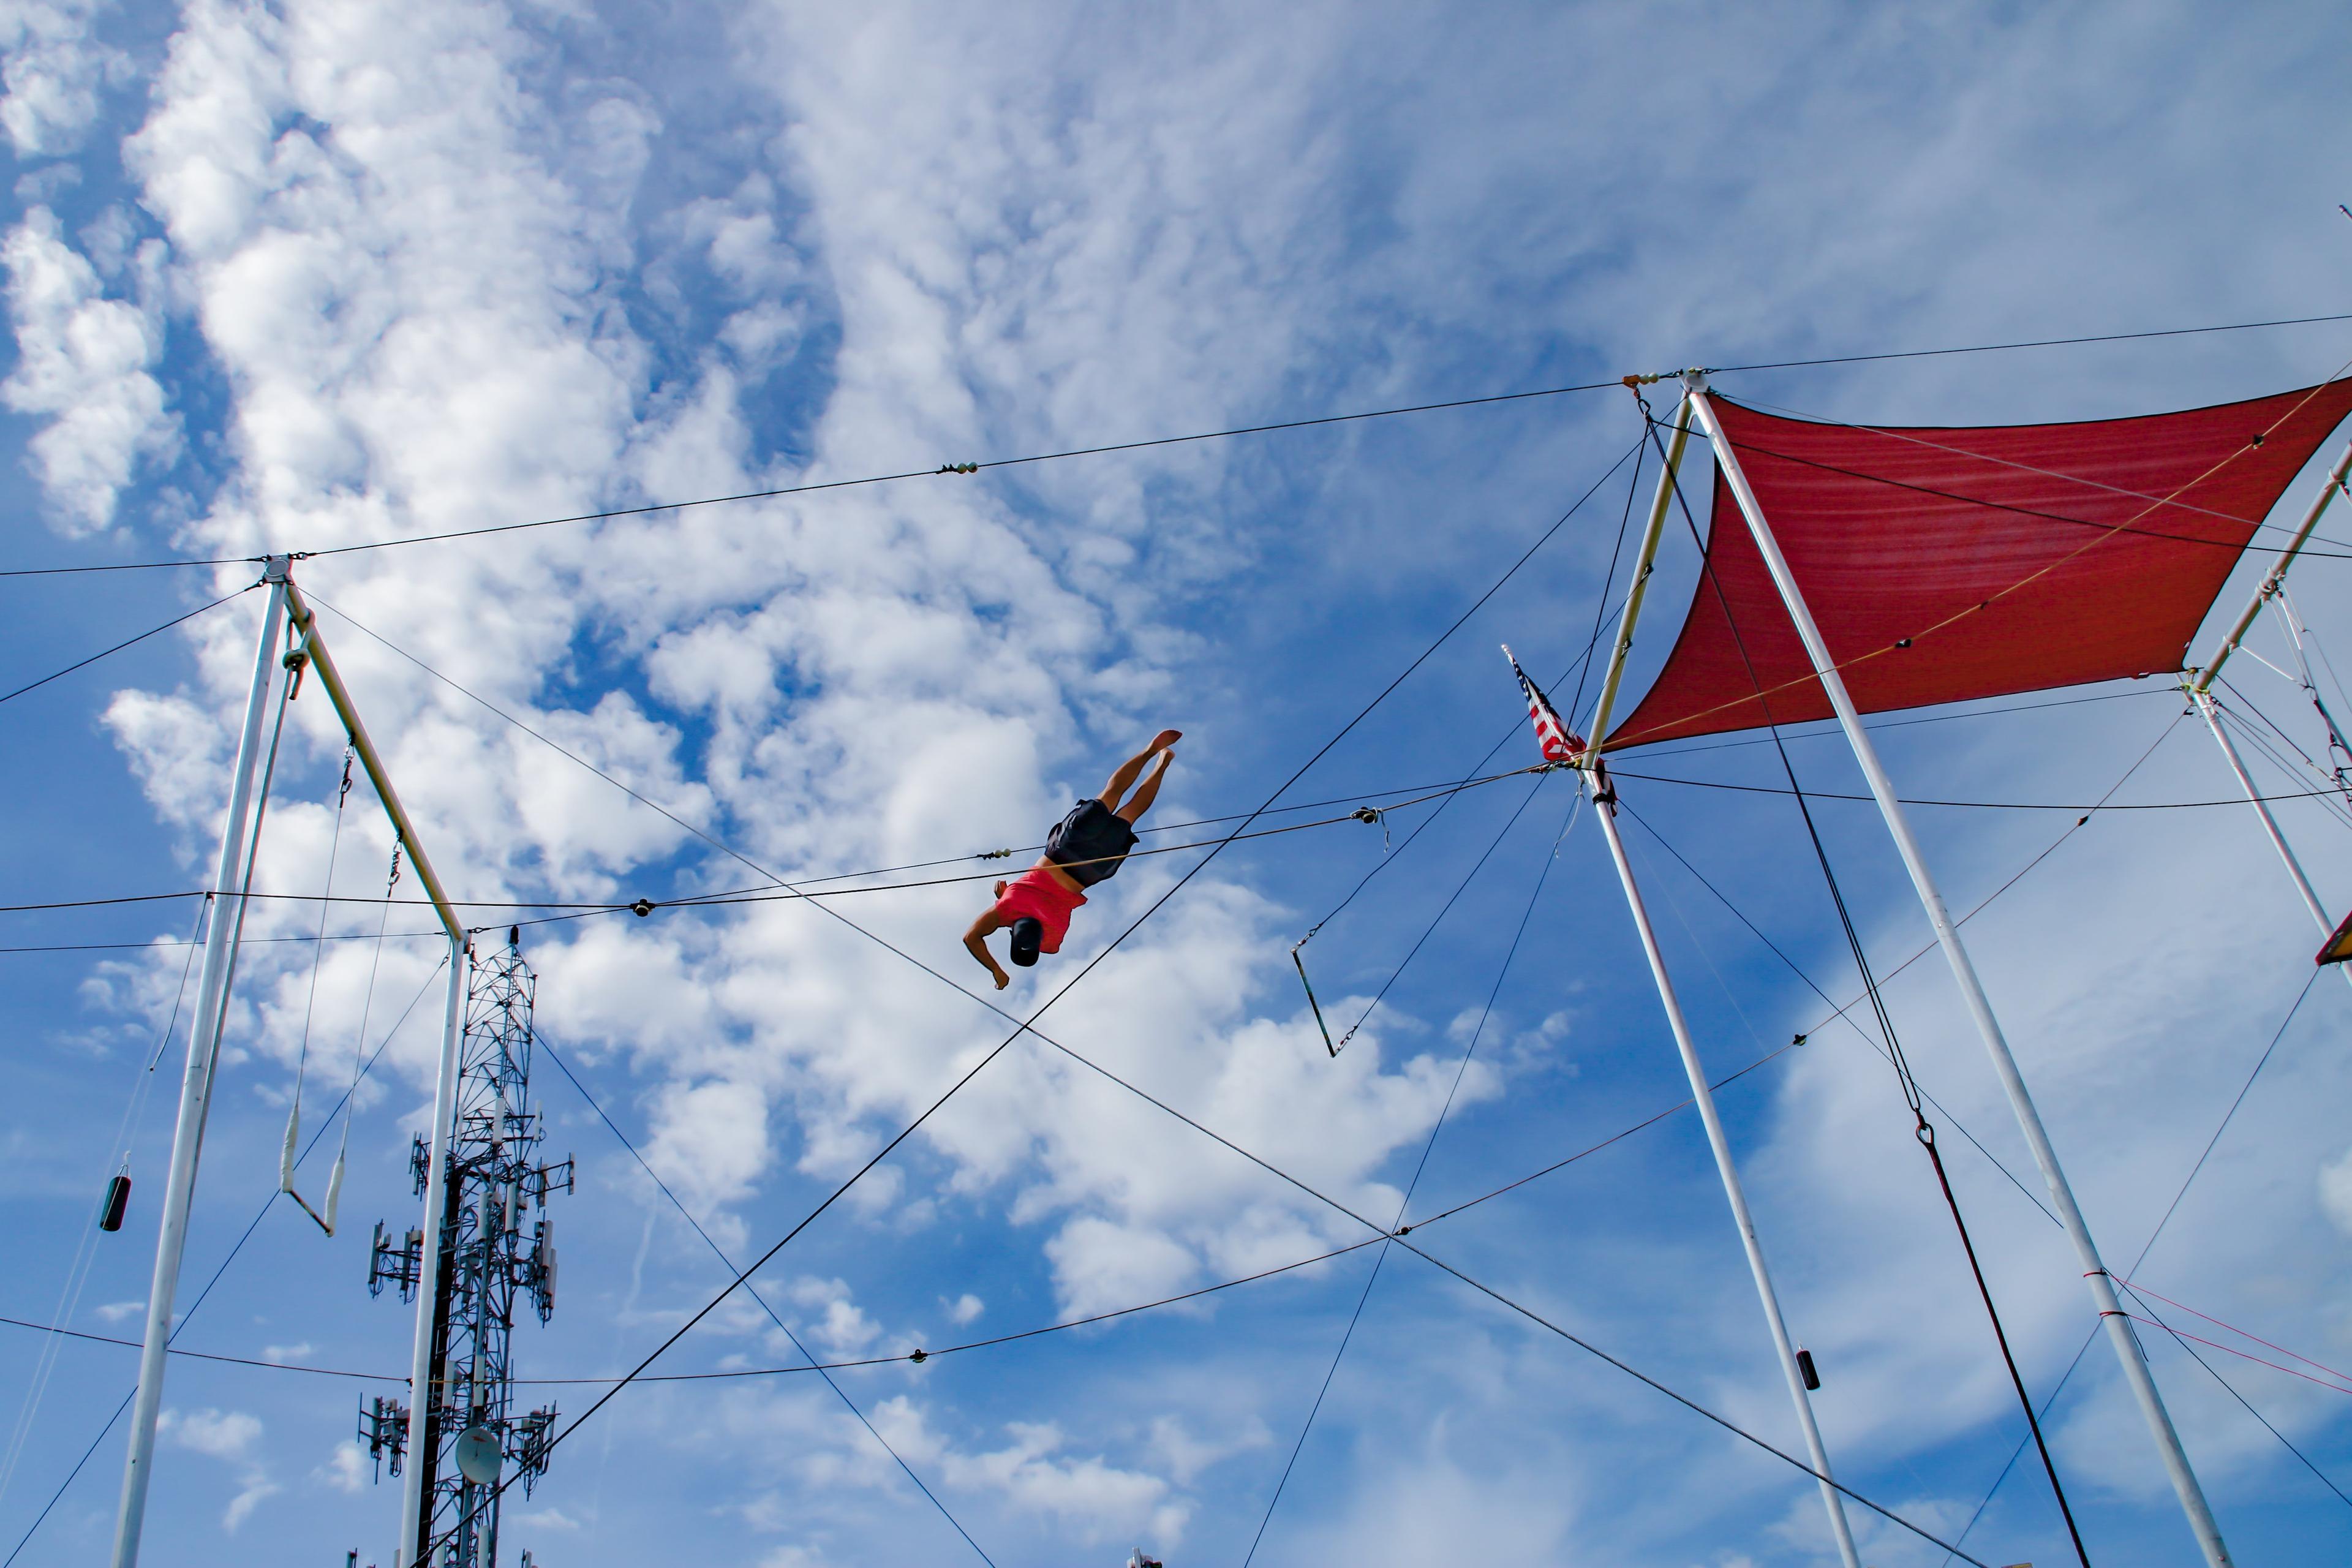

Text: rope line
xmin=8 ymin=309 xmax=2347 ymax=579
xmin=1243 ymin=779 xmax=1578 ymax=1561
xmin=532 ymin=1029 xmax=997 ymax=1567
xmin=0 ymin=586 xmax=252 ymax=707
xmin=445 ymin=436 xmax=1651 ymax=1529
xmin=1644 ymin=410 xmax=2092 ymax=1565
xmin=0 ymin=957 xmax=445 ymax=1564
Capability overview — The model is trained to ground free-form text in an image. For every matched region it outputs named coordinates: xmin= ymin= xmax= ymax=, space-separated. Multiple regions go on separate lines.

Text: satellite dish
xmin=454 ymin=1425 xmax=502 ymax=1486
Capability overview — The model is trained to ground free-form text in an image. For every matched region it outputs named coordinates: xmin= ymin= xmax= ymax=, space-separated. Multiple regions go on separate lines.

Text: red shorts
xmin=992 ymin=867 xmax=1086 ymax=954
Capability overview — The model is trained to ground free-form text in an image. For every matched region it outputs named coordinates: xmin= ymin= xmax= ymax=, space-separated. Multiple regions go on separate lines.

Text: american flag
xmin=1503 ymin=644 xmax=1583 ymax=763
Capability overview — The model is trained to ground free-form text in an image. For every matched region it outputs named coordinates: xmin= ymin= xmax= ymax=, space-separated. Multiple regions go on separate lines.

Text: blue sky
xmin=4 ymin=2 xmax=2352 ymax=1565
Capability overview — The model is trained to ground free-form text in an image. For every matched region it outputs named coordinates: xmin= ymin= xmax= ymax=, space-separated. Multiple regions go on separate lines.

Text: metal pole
xmin=1686 ymin=377 xmax=2234 ymax=1567
xmin=111 ymin=561 xmax=290 ymax=1568
xmin=2188 ymin=436 xmax=2352 ymax=696
xmin=401 ymin=937 xmax=467 ymax=1568
xmin=2189 ymin=693 xmax=2352 ymax=1001
xmin=1585 ymin=764 xmax=1863 ymax=1568
xmin=1585 ymin=394 xmax=1694 ymax=751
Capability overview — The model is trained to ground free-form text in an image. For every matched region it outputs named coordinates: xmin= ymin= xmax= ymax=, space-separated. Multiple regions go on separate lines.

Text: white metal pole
xmin=2189 ymin=692 xmax=2352 ymax=1000
xmin=111 ymin=561 xmax=290 ymax=1568
xmin=1686 ymin=378 xmax=2234 ymax=1568
xmin=400 ymin=937 xmax=467 ymax=1568
xmin=1585 ymin=765 xmax=1863 ymax=1568
xmin=2188 ymin=436 xmax=2352 ymax=696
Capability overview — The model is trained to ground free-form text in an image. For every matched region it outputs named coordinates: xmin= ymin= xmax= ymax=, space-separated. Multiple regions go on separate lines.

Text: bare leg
xmin=1098 ymin=729 xmax=1182 ymax=813
xmin=1115 ymin=749 xmax=1172 ymax=824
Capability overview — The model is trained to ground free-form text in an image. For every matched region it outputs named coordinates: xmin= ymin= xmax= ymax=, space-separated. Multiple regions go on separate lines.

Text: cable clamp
xmin=630 ymin=897 xmax=655 ymax=918
xmin=936 ymin=462 xmax=979 ymax=475
xmin=976 ymin=847 xmax=1013 ymax=860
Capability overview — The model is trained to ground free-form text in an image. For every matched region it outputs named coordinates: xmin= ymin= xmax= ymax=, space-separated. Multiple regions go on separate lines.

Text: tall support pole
xmin=279 ymin=581 xmax=471 ymax=1566
xmin=401 ymin=939 xmax=467 ymax=1567
xmin=1585 ymin=766 xmax=1863 ymax=1568
xmin=2183 ymin=437 xmax=2352 ymax=987
xmin=111 ymin=560 xmax=291 ymax=1568
xmin=2188 ymin=692 xmax=2352 ymax=997
xmin=1686 ymin=377 xmax=2234 ymax=1567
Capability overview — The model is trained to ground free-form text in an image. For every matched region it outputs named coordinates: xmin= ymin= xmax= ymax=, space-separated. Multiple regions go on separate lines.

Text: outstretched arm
xmin=1098 ymin=729 xmax=1182 ymax=813
xmin=963 ymin=907 xmax=1011 ymax=989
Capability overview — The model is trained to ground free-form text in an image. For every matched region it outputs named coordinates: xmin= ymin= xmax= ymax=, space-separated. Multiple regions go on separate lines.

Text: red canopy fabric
xmin=1602 ymin=380 xmax=2352 ymax=752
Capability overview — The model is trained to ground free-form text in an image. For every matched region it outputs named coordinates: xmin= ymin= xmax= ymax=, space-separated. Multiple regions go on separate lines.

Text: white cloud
xmin=0 ymin=0 xmax=129 ymax=156
xmin=92 ymin=1299 xmax=143 ymax=1322
xmin=162 ymin=1404 xmax=258 ymax=1460
xmin=945 ymin=1292 xmax=983 ymax=1325
xmin=869 ymin=1399 xmax=1188 ymax=1546
xmin=2 ymin=205 xmax=174 ymax=531
xmin=314 ymin=1440 xmax=366 ymax=1495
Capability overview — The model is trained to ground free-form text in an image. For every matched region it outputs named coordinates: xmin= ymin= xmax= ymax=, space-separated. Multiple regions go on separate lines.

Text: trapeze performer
xmin=963 ymin=729 xmax=1181 ymax=988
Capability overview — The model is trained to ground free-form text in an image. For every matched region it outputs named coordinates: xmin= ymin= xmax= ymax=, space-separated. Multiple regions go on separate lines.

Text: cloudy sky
xmin=4 ymin=2 xmax=2352 ymax=1565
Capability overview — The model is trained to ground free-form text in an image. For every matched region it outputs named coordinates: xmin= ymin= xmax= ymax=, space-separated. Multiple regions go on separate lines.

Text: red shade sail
xmin=1602 ymin=380 xmax=2352 ymax=752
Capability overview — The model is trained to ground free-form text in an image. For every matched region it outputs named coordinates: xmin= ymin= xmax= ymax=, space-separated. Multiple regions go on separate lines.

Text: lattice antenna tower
xmin=362 ymin=930 xmax=571 ymax=1566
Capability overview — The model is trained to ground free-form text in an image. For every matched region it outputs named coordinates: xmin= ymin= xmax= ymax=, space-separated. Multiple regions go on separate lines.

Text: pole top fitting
xmin=1679 ymin=368 xmax=1709 ymax=393
xmin=262 ymin=554 xmax=293 ymax=584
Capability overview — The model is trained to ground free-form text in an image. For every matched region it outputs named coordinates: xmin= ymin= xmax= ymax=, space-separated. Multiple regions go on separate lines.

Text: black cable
xmin=2115 ymin=1281 xmax=2352 ymax=1511
xmin=1646 ymin=411 xmax=2093 ymax=1566
xmin=530 ymin=1029 xmax=996 ymax=1568
xmin=1243 ymin=778 xmax=1577 ymax=1561
xmin=0 ymin=555 xmax=252 ymax=579
xmin=0 ymin=586 xmax=252 ymax=707
xmin=1940 ymin=967 xmax=2336 ymax=1562
xmin=1388 ymin=1235 xmax=1996 ymax=1567
xmin=1329 ymin=770 xmax=1548 ymax=1054
xmin=1567 ymin=432 xmax=1647 ymax=725
xmin=12 ymin=309 xmax=2345 ymax=579
xmin=483 ymin=434 xmax=1653 ymax=1493
xmin=1708 ymin=311 xmax=2352 ymax=376
xmin=0 ymin=958 xmax=444 ymax=1564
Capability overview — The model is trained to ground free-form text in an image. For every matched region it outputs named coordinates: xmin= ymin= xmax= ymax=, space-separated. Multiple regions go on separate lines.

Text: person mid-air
xmin=963 ymin=730 xmax=1181 ymax=988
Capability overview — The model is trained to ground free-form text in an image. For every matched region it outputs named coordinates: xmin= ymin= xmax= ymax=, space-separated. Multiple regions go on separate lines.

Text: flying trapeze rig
xmin=66 ymin=350 xmax=2352 ymax=1568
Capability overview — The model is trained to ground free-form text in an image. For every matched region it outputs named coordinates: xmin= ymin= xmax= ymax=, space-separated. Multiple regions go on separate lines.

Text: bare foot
xmin=1147 ymin=728 xmax=1182 ymax=752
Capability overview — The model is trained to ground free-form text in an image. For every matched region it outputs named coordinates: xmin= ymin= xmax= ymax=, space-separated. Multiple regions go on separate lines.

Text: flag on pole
xmin=2318 ymin=903 xmax=2352 ymax=967
xmin=1503 ymin=644 xmax=1582 ymax=764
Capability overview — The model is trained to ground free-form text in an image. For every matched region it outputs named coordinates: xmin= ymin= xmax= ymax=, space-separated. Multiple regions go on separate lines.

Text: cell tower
xmin=363 ymin=931 xmax=571 ymax=1566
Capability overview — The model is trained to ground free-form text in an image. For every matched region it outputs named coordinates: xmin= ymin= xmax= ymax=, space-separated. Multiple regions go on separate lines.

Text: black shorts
xmin=1044 ymin=798 xmax=1138 ymax=888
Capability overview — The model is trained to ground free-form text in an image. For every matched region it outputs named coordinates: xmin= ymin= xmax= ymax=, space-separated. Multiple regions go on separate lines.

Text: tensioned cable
xmin=12 ymin=312 xmax=2345 ymax=579
xmin=281 ymin=435 xmax=2045 ymax=1567
xmin=1645 ymin=409 xmax=2092 ymax=1565
xmin=1384 ymin=1234 xmax=1994 ymax=1566
xmin=1939 ymin=968 xmax=2343 ymax=1562
xmin=1242 ymin=777 xmax=1574 ymax=1564
xmin=1615 ymin=706 xmax=2182 ymax=1231
xmin=1 ymin=956 xmax=446 ymax=1565
xmin=531 ymin=1028 xmax=997 ymax=1568
xmin=443 ymin=437 xmax=1655 ymax=1535
xmin=1325 ymin=770 xmax=1548 ymax=1056
xmin=0 ymin=900 xmax=207 ymax=1512
xmin=19 ymin=762 xmax=2348 ymax=927
xmin=0 ymin=585 xmax=252 ymax=707
xmin=405 ymin=455 xmax=2002 ymax=1566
